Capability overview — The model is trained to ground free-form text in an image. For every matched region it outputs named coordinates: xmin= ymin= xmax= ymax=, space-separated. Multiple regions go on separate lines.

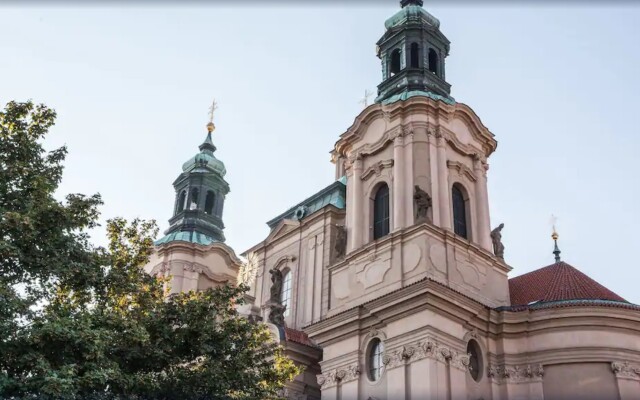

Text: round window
xmin=367 ymin=338 xmax=385 ymax=381
xmin=467 ymin=339 xmax=483 ymax=382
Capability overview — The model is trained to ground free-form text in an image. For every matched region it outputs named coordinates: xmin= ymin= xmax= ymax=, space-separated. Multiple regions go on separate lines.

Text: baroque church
xmin=144 ymin=1 xmax=640 ymax=399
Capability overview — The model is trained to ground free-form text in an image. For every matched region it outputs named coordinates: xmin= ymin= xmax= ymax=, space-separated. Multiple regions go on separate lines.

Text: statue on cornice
xmin=414 ymin=185 xmax=432 ymax=223
xmin=269 ymin=268 xmax=283 ymax=304
xmin=491 ymin=223 xmax=505 ymax=259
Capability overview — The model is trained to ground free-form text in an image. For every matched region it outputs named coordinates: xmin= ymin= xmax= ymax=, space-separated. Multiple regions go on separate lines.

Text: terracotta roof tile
xmin=284 ymin=327 xmax=319 ymax=348
xmin=508 ymin=261 xmax=626 ymax=306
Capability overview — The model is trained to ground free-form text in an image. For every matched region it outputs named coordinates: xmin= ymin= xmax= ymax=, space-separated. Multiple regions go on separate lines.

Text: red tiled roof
xmin=508 ymin=261 xmax=626 ymax=306
xmin=284 ymin=327 xmax=318 ymax=348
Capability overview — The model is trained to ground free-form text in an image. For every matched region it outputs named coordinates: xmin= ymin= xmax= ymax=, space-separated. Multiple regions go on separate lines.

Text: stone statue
xmin=334 ymin=225 xmax=347 ymax=260
xmin=414 ymin=185 xmax=432 ymax=223
xmin=268 ymin=303 xmax=286 ymax=327
xmin=491 ymin=223 xmax=505 ymax=259
xmin=269 ymin=268 xmax=283 ymax=304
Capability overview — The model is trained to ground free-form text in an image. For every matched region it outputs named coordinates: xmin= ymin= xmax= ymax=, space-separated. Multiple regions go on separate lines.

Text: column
xmin=404 ymin=130 xmax=415 ymax=226
xmin=473 ymin=155 xmax=492 ymax=251
xmin=427 ymin=129 xmax=441 ymax=226
xmin=436 ymin=132 xmax=452 ymax=230
xmin=393 ymin=134 xmax=406 ymax=231
xmin=313 ymin=233 xmax=324 ymax=322
xmin=350 ymin=156 xmax=364 ymax=250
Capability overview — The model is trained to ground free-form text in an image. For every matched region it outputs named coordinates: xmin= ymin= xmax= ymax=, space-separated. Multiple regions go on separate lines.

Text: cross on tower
xmin=359 ymin=90 xmax=373 ymax=109
xmin=208 ymin=99 xmax=218 ymax=123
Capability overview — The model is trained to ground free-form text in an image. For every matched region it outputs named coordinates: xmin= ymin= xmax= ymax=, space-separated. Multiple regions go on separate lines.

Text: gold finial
xmin=550 ymin=214 xmax=561 ymax=262
xmin=207 ymin=99 xmax=218 ymax=132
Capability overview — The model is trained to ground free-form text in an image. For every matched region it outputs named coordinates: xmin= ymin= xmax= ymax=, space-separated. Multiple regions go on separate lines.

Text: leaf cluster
xmin=0 ymin=101 xmax=300 ymax=400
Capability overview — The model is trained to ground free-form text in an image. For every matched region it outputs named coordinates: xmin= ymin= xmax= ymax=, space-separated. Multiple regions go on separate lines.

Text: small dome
xmin=182 ymin=151 xmax=227 ymax=176
xmin=384 ymin=5 xmax=440 ymax=30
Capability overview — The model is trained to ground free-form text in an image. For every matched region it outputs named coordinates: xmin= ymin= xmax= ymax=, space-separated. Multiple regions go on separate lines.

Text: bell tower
xmin=157 ymin=115 xmax=229 ymax=245
xmin=376 ymin=0 xmax=453 ymax=104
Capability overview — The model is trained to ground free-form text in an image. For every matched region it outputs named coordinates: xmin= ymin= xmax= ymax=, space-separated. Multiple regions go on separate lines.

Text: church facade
xmin=144 ymin=2 xmax=640 ymax=399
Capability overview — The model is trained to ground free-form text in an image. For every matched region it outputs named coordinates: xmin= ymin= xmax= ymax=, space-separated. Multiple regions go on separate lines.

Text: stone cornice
xmin=334 ymin=97 xmax=497 ymax=158
xmin=149 ymin=261 xmax=236 ymax=284
xmin=154 ymin=241 xmax=242 ymax=269
xmin=487 ymin=363 xmax=544 ymax=384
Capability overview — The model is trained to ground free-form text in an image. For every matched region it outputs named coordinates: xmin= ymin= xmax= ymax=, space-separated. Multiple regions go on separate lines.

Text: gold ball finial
xmin=551 ymin=231 xmax=559 ymax=241
xmin=206 ymin=122 xmax=215 ymax=133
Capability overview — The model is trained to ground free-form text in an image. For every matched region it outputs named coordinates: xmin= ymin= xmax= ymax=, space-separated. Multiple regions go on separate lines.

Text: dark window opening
xmin=467 ymin=340 xmax=482 ymax=382
xmin=373 ymin=184 xmax=390 ymax=240
xmin=452 ymin=184 xmax=468 ymax=239
xmin=390 ymin=49 xmax=401 ymax=75
xmin=190 ymin=188 xmax=199 ymax=210
xmin=178 ymin=190 xmax=187 ymax=212
xmin=204 ymin=191 xmax=215 ymax=215
xmin=428 ymin=48 xmax=438 ymax=75
xmin=410 ymin=43 xmax=420 ymax=68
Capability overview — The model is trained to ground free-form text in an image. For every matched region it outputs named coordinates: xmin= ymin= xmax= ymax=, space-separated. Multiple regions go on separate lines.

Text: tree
xmin=0 ymin=100 xmax=300 ymax=399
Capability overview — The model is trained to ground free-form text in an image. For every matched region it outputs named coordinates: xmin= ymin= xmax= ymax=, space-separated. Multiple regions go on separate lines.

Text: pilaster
xmin=612 ymin=361 xmax=640 ymax=400
xmin=393 ymin=134 xmax=406 ymax=231
xmin=404 ymin=127 xmax=415 ymax=227
xmin=435 ymin=131 xmax=452 ymax=230
xmin=427 ymin=127 xmax=441 ymax=226
xmin=473 ymin=154 xmax=492 ymax=252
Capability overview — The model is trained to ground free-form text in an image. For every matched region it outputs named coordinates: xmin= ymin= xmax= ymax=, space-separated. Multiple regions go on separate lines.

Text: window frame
xmin=280 ymin=269 xmax=292 ymax=317
xmin=452 ymin=183 xmax=470 ymax=240
xmin=367 ymin=338 xmax=385 ymax=382
xmin=372 ymin=183 xmax=390 ymax=240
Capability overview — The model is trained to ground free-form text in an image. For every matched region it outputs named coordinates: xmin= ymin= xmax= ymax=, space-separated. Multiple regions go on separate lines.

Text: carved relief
xmin=317 ymin=363 xmax=361 ymax=388
xmin=334 ymin=225 xmax=347 ymax=260
xmin=361 ymin=159 xmax=394 ymax=181
xmin=447 ymin=160 xmax=477 ymax=182
xmin=402 ymin=243 xmax=422 ymax=273
xmin=611 ymin=361 xmax=640 ymax=380
xmin=382 ymin=337 xmax=471 ymax=372
xmin=488 ymin=363 xmax=544 ymax=383
xmin=429 ymin=243 xmax=447 ymax=273
xmin=358 ymin=260 xmax=392 ymax=289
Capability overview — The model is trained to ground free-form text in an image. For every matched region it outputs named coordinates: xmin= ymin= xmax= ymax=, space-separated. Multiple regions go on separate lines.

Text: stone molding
xmin=316 ymin=363 xmax=360 ymax=388
xmin=382 ymin=337 xmax=470 ymax=372
xmin=361 ymin=159 xmax=394 ymax=181
xmin=487 ymin=363 xmax=544 ymax=384
xmin=611 ymin=361 xmax=640 ymax=381
xmin=447 ymin=160 xmax=477 ymax=182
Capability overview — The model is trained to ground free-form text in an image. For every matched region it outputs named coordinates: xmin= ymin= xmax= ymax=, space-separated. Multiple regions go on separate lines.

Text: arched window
xmin=373 ymin=184 xmax=390 ymax=240
xmin=177 ymin=190 xmax=187 ymax=212
xmin=390 ymin=49 xmax=401 ymax=75
xmin=428 ymin=48 xmax=438 ymax=75
xmin=204 ymin=191 xmax=215 ymax=215
xmin=467 ymin=340 xmax=483 ymax=382
xmin=280 ymin=270 xmax=292 ymax=317
xmin=410 ymin=42 xmax=420 ymax=68
xmin=368 ymin=338 xmax=385 ymax=381
xmin=452 ymin=184 xmax=469 ymax=239
xmin=189 ymin=188 xmax=199 ymax=210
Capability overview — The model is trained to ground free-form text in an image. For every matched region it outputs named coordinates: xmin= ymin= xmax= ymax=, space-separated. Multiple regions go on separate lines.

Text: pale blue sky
xmin=2 ymin=3 xmax=639 ymax=303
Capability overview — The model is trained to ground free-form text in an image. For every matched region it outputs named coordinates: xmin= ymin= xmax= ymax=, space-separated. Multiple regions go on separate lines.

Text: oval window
xmin=467 ymin=339 xmax=482 ymax=382
xmin=368 ymin=338 xmax=385 ymax=381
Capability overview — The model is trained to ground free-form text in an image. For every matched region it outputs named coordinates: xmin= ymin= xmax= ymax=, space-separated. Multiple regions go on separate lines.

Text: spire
xmin=551 ymin=215 xmax=561 ymax=263
xmin=201 ymin=99 xmax=218 ymax=154
xmin=400 ymin=0 xmax=423 ymax=7
xmin=155 ymin=99 xmax=230 ymax=246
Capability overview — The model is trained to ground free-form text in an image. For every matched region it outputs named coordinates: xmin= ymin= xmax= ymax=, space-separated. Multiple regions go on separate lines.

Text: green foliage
xmin=0 ymin=101 xmax=301 ymax=399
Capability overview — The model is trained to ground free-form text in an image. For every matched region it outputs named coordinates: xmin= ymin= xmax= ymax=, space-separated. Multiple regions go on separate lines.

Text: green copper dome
xmin=384 ymin=5 xmax=440 ymax=30
xmin=181 ymin=132 xmax=226 ymax=176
